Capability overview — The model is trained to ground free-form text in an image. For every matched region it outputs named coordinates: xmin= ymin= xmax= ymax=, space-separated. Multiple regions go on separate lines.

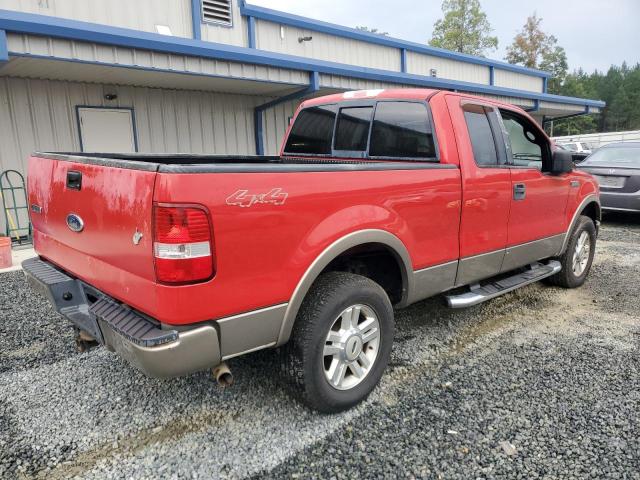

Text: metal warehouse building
xmin=0 ymin=0 xmax=604 ymax=233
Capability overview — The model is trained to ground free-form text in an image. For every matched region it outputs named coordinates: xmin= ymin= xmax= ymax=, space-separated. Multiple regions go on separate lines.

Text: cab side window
xmin=463 ymin=104 xmax=502 ymax=167
xmin=500 ymin=110 xmax=548 ymax=170
xmin=369 ymin=102 xmax=436 ymax=159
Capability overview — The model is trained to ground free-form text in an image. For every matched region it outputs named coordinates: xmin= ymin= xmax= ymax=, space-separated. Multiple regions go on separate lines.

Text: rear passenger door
xmin=498 ymin=109 xmax=571 ymax=271
xmin=454 ymin=102 xmax=512 ymax=286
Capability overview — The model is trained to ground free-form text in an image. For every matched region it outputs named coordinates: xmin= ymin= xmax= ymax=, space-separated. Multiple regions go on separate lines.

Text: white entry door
xmin=78 ymin=107 xmax=137 ymax=153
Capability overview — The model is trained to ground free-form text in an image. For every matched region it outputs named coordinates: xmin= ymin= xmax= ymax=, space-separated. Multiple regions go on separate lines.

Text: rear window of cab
xmin=284 ymin=101 xmax=437 ymax=161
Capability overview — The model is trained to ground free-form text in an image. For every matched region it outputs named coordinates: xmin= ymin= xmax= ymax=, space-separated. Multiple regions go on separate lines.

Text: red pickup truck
xmin=23 ymin=89 xmax=600 ymax=412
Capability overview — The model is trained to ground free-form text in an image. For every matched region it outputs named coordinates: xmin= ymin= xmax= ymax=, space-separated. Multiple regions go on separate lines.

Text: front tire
xmin=282 ymin=272 xmax=394 ymax=413
xmin=547 ymin=215 xmax=597 ymax=288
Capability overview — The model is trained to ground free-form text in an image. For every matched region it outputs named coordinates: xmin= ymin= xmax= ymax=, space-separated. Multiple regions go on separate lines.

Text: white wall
xmin=0 ymin=76 xmax=288 ymax=176
xmin=255 ymin=20 xmax=401 ymax=71
xmin=494 ymin=69 xmax=544 ymax=93
xmin=407 ymin=51 xmax=490 ymax=85
xmin=0 ymin=0 xmax=193 ymax=37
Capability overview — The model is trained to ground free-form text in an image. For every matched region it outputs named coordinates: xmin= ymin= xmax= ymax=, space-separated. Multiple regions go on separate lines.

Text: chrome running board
xmin=445 ymin=260 xmax=562 ymax=308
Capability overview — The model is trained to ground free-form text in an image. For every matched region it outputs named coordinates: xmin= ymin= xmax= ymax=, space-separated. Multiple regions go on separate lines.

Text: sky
xmin=249 ymin=0 xmax=640 ymax=73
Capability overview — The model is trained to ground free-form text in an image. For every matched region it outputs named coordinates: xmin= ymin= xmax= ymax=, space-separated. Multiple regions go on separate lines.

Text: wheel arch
xmin=559 ymin=194 xmax=601 ymax=255
xmin=276 ymin=229 xmax=413 ymax=346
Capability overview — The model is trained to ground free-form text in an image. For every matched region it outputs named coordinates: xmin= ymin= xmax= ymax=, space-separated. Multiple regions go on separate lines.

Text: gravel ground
xmin=1 ymin=214 xmax=639 ymax=479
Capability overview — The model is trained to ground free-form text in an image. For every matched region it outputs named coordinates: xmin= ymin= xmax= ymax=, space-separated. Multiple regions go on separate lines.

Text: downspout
xmin=525 ymin=99 xmax=540 ymax=113
xmin=254 ymin=71 xmax=320 ymax=155
xmin=247 ymin=15 xmax=256 ymax=48
xmin=0 ymin=30 xmax=8 ymax=68
xmin=191 ymin=0 xmax=202 ymax=40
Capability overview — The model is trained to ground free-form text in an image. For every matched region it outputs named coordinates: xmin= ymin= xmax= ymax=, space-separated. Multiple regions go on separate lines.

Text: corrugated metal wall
xmin=261 ymin=98 xmax=300 ymax=155
xmin=6 ymin=33 xmax=309 ymax=87
xmin=407 ymin=52 xmax=490 ymax=85
xmin=255 ymin=20 xmax=401 ymax=71
xmin=0 ymin=0 xmax=193 ymax=37
xmin=0 ymin=76 xmax=275 ymax=176
xmin=319 ymin=74 xmax=408 ymax=92
xmin=539 ymin=101 xmax=586 ymax=114
xmin=494 ymin=69 xmax=543 ymax=93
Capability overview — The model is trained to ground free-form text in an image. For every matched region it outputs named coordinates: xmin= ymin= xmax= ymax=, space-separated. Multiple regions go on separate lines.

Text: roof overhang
xmin=0 ymin=10 xmax=605 ymax=113
xmin=0 ymin=55 xmax=307 ymax=96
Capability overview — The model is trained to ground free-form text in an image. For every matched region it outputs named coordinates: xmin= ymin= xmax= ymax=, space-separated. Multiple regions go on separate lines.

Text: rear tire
xmin=547 ymin=215 xmax=596 ymax=288
xmin=282 ymin=272 xmax=394 ymax=413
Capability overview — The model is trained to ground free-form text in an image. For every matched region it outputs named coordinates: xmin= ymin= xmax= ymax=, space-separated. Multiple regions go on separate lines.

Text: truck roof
xmin=301 ymin=88 xmax=440 ymax=108
xmin=300 ymin=88 xmax=520 ymax=112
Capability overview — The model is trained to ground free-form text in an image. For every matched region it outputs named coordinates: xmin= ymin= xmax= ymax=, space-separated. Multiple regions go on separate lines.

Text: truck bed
xmin=27 ymin=151 xmax=460 ymax=326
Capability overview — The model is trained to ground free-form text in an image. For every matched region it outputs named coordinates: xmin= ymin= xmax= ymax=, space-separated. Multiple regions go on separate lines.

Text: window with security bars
xmin=202 ymin=0 xmax=233 ymax=26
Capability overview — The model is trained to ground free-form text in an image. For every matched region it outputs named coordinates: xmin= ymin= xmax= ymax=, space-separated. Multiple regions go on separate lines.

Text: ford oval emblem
xmin=66 ymin=213 xmax=84 ymax=233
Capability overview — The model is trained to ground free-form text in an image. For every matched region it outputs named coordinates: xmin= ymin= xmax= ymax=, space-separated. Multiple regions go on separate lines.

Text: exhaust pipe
xmin=213 ymin=362 xmax=234 ymax=387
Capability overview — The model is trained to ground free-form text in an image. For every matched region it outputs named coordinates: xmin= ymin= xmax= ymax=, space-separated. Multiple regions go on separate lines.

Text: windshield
xmin=582 ymin=146 xmax=640 ymax=167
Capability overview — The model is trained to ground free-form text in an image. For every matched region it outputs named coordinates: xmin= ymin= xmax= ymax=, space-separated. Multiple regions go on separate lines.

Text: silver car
xmin=579 ymin=142 xmax=640 ymax=213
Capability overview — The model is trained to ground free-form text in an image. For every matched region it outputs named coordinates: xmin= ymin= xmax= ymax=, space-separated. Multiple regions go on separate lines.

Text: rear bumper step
xmin=22 ymin=257 xmax=221 ymax=377
xmin=445 ymin=260 xmax=561 ymax=308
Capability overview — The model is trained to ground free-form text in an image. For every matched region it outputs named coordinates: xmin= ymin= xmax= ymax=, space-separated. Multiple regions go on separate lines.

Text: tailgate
xmin=28 ymin=155 xmax=158 ymax=301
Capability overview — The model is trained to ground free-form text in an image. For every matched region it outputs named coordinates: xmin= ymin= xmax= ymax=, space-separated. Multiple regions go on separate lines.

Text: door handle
xmin=513 ymin=183 xmax=526 ymax=201
xmin=66 ymin=170 xmax=82 ymax=191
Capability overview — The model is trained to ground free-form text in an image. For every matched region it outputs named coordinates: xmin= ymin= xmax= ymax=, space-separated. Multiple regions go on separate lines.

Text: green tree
xmin=551 ymin=63 xmax=640 ymax=135
xmin=548 ymin=73 xmax=597 ymax=136
xmin=429 ymin=0 xmax=498 ymax=57
xmin=539 ymin=46 xmax=568 ymax=94
xmin=505 ymin=14 xmax=568 ymax=93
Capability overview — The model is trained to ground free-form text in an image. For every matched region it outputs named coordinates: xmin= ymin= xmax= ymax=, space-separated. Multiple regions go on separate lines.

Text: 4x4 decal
xmin=226 ymin=188 xmax=288 ymax=208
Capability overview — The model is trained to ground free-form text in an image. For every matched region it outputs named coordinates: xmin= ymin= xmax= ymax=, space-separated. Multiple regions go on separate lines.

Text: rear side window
xmin=334 ymin=107 xmax=373 ymax=152
xmin=284 ymin=105 xmax=337 ymax=155
xmin=370 ymin=102 xmax=436 ymax=158
xmin=463 ymin=105 xmax=499 ymax=166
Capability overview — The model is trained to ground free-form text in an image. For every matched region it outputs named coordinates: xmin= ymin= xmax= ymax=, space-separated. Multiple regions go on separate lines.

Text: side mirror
xmin=550 ymin=149 xmax=574 ymax=175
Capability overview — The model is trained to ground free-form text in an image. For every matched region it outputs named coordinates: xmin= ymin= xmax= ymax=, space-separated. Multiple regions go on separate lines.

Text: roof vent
xmin=202 ymin=0 xmax=233 ymax=26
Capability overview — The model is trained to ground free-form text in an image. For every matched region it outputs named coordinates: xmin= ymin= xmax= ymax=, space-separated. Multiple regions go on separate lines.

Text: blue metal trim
xmin=247 ymin=15 xmax=256 ymax=48
xmin=254 ymin=71 xmax=320 ymax=155
xmin=191 ymin=0 xmax=202 ymax=40
xmin=525 ymin=99 xmax=540 ymax=113
xmin=0 ymin=10 xmax=605 ymax=109
xmin=400 ymin=48 xmax=407 ymax=74
xmin=542 ymin=76 xmax=548 ymax=94
xmin=239 ymin=3 xmax=552 ymax=79
xmin=489 ymin=66 xmax=494 ymax=86
xmin=75 ymin=105 xmax=139 ymax=152
xmin=0 ymin=29 xmax=8 ymax=66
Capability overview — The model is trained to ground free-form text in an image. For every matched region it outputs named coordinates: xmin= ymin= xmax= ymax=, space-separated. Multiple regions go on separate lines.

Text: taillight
xmin=153 ymin=204 xmax=215 ymax=284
